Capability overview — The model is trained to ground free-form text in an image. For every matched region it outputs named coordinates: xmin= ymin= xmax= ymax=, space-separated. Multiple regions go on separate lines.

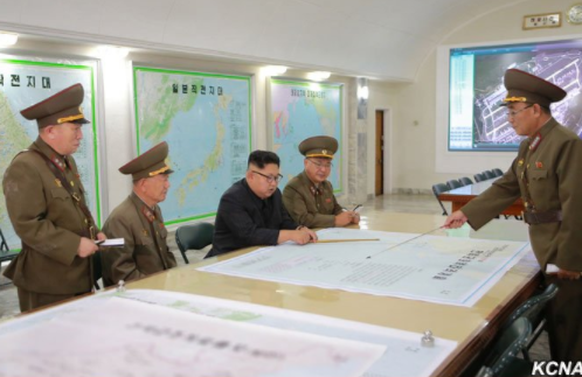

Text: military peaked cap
xmin=119 ymin=142 xmax=174 ymax=181
xmin=20 ymin=83 xmax=90 ymax=129
xmin=501 ymin=69 xmax=567 ymax=108
xmin=298 ymin=136 xmax=338 ymax=159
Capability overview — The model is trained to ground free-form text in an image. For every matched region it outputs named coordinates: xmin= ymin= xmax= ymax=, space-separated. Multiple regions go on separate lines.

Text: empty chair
xmin=431 ymin=183 xmax=450 ymax=216
xmin=483 ymin=170 xmax=496 ymax=180
xmin=492 ymin=168 xmax=504 ymax=177
xmin=476 ymin=317 xmax=533 ymax=377
xmin=501 ymin=283 xmax=558 ymax=362
xmin=0 ymin=227 xmax=19 ymax=264
xmin=474 ymin=172 xmax=486 ymax=182
xmin=175 ymin=223 xmax=215 ymax=264
xmin=459 ymin=176 xmax=473 ymax=186
xmin=446 ymin=179 xmax=462 ymax=190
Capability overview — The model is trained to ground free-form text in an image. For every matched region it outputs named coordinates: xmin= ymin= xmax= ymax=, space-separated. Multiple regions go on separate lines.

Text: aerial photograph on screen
xmin=472 ymin=41 xmax=582 ymax=150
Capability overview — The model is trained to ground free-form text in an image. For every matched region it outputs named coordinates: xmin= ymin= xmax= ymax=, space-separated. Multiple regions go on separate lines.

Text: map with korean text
xmin=133 ymin=67 xmax=251 ymax=224
xmin=199 ymin=228 xmax=530 ymax=307
xmin=0 ymin=58 xmax=100 ymax=249
xmin=270 ymin=79 xmax=343 ymax=190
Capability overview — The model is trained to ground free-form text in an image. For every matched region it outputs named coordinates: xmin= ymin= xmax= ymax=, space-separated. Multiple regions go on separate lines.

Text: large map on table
xmin=0 ymin=289 xmax=457 ymax=377
xmin=0 ymin=59 xmax=100 ymax=249
xmin=199 ymin=228 xmax=530 ymax=307
xmin=133 ymin=67 xmax=251 ymax=224
xmin=270 ymin=79 xmax=343 ymax=190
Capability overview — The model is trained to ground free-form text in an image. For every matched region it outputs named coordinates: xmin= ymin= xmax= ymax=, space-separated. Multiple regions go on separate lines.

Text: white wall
xmin=390 ymin=0 xmax=581 ymax=193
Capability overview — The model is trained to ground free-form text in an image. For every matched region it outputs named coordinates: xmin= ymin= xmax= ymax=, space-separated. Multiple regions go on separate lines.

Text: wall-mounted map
xmin=270 ymin=79 xmax=343 ymax=191
xmin=0 ymin=58 xmax=100 ymax=249
xmin=133 ymin=67 xmax=252 ymax=224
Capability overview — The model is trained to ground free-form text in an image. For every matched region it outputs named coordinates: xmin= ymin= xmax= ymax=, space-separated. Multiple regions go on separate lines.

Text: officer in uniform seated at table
xmin=101 ymin=142 xmax=177 ymax=287
xmin=283 ymin=136 xmax=359 ymax=228
xmin=2 ymin=83 xmax=105 ymax=312
xmin=444 ymin=68 xmax=582 ymax=361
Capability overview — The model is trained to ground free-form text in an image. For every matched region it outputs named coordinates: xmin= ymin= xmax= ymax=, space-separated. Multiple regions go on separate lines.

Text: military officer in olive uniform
xmin=445 ymin=69 xmax=582 ymax=361
xmin=283 ymin=136 xmax=359 ymax=228
xmin=101 ymin=142 xmax=177 ymax=287
xmin=2 ymin=84 xmax=105 ymax=312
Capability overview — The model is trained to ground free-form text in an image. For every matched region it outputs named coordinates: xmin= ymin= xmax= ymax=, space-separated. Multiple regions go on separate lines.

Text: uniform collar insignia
xmin=141 ymin=206 xmax=156 ymax=223
xmin=529 ymin=133 xmax=542 ymax=151
xmin=309 ymin=185 xmax=321 ymax=196
xmin=51 ymin=155 xmax=66 ymax=172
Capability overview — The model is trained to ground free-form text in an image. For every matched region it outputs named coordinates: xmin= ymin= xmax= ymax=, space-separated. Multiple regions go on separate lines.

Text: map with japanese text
xmin=133 ymin=67 xmax=251 ymax=224
xmin=270 ymin=79 xmax=343 ymax=190
xmin=0 ymin=58 xmax=100 ymax=249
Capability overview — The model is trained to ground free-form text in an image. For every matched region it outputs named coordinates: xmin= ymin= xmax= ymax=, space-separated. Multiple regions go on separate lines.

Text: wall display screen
xmin=448 ymin=39 xmax=582 ymax=151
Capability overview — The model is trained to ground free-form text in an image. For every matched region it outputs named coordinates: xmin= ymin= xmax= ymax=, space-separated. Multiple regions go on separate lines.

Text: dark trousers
xmin=545 ymin=276 xmax=582 ymax=361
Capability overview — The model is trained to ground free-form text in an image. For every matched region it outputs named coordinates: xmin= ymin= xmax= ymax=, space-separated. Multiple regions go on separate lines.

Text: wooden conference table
xmin=127 ymin=211 xmax=540 ymax=377
xmin=438 ymin=178 xmax=525 ymax=216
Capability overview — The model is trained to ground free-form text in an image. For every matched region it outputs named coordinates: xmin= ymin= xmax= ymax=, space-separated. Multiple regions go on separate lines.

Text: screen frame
xmin=435 ymin=33 xmax=582 ymax=174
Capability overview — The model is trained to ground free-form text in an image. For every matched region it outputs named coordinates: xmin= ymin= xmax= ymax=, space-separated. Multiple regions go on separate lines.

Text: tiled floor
xmin=0 ymin=193 xmax=549 ymax=362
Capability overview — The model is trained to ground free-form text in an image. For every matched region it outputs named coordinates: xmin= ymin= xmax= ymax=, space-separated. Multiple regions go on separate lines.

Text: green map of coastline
xmin=0 ymin=92 xmax=31 ymax=243
xmin=135 ymin=68 xmax=251 ymax=223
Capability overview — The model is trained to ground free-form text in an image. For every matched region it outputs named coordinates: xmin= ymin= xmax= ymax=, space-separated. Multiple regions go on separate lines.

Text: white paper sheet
xmin=0 ymin=289 xmax=458 ymax=377
xmin=0 ymin=297 xmax=385 ymax=377
xmin=199 ymin=228 xmax=531 ymax=306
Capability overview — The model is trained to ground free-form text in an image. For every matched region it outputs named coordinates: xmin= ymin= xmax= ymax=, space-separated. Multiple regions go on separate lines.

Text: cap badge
xmin=503 ymin=96 xmax=528 ymax=103
xmin=322 ymin=149 xmax=328 ymax=155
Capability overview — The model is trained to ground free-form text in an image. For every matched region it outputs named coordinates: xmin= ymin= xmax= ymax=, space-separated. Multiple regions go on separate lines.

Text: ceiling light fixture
xmin=96 ymin=45 xmax=129 ymax=59
xmin=0 ymin=32 xmax=18 ymax=47
xmin=307 ymin=71 xmax=331 ymax=81
xmin=261 ymin=65 xmax=287 ymax=76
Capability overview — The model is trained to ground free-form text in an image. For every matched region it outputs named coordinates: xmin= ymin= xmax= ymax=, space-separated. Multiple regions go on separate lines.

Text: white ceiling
xmin=0 ymin=0 xmax=527 ymax=81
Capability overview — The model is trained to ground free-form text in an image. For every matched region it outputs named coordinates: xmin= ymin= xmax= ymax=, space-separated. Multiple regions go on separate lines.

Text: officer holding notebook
xmin=2 ymin=84 xmax=105 ymax=312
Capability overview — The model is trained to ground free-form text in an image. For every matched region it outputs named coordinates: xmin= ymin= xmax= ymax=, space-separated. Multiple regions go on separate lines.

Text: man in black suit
xmin=206 ymin=150 xmax=317 ymax=258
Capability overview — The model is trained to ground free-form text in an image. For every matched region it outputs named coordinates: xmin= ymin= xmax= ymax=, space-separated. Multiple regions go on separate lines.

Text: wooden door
xmin=375 ymin=111 xmax=384 ymax=195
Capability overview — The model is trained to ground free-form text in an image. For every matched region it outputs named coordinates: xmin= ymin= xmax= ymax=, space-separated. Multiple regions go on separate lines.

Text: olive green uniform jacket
xmin=282 ymin=171 xmax=343 ymax=228
xmin=101 ymin=192 xmax=177 ymax=287
xmin=2 ymin=137 xmax=96 ymax=294
xmin=461 ymin=118 xmax=582 ymax=271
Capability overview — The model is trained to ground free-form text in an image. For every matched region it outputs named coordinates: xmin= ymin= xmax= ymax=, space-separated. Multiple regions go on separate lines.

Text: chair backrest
xmin=0 ymin=227 xmax=20 ymax=263
xmin=431 ymin=183 xmax=450 ymax=216
xmin=483 ymin=170 xmax=495 ymax=180
xmin=478 ymin=317 xmax=532 ymax=377
xmin=446 ymin=179 xmax=462 ymax=190
xmin=492 ymin=168 xmax=504 ymax=177
xmin=175 ymin=223 xmax=215 ymax=264
xmin=504 ymin=283 xmax=558 ymax=330
xmin=459 ymin=176 xmax=473 ymax=186
xmin=0 ymin=227 xmax=8 ymax=252
xmin=474 ymin=173 xmax=486 ymax=182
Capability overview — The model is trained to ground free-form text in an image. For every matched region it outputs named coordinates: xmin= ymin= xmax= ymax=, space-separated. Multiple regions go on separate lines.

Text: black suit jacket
xmin=207 ymin=179 xmax=298 ymax=257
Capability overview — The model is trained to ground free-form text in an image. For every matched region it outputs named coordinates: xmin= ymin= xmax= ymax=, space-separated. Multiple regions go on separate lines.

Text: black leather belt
xmin=523 ymin=210 xmax=562 ymax=225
